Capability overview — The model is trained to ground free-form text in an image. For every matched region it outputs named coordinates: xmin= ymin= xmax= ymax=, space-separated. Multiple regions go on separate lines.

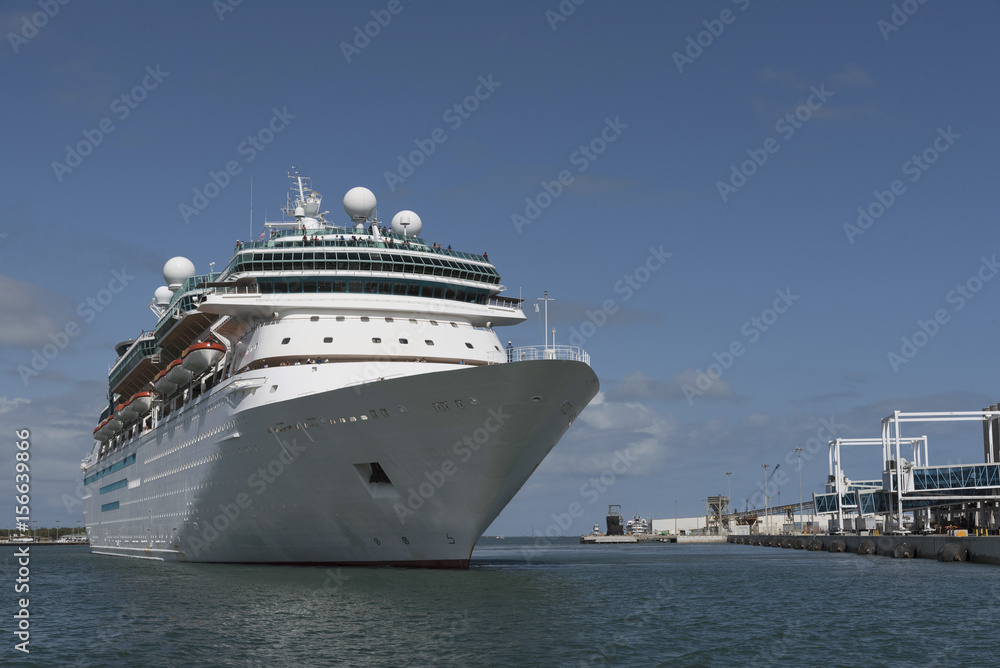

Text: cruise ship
xmin=81 ymin=174 xmax=599 ymax=567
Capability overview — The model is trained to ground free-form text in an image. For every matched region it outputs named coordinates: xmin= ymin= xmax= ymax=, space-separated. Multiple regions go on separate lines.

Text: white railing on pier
xmin=487 ymin=345 xmax=590 ymax=366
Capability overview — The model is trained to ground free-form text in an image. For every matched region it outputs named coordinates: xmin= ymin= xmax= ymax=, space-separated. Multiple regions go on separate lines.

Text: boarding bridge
xmin=814 ymin=410 xmax=1000 ymax=532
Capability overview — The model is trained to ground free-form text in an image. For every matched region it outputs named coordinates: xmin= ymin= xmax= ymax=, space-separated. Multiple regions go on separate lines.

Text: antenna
xmin=249 ymin=176 xmax=253 ymax=241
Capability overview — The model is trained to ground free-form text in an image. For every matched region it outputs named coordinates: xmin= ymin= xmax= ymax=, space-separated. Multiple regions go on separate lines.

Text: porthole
xmin=336 ymin=316 xmax=345 ymax=322
xmin=372 ymin=337 xmax=382 ymax=343
xmin=361 ymin=316 xmax=369 ymax=322
xmin=281 ymin=337 xmax=291 ymax=344
xmin=324 ymin=337 xmax=333 ymax=343
xmin=450 ymin=322 xmax=458 ymax=328
xmin=425 ymin=340 xmax=434 ymax=346
xmin=385 ymin=317 xmax=394 ymax=322
xmin=399 ymin=338 xmax=408 ymax=344
xmin=430 ymin=320 xmax=438 ymax=326
xmin=310 ymin=316 xmax=319 ymax=322
xmin=465 ymin=342 xmax=474 ymax=349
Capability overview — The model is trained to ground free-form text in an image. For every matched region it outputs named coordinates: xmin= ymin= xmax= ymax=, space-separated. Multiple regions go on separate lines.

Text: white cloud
xmin=539 ymin=392 xmax=675 ymax=476
xmin=0 ymin=396 xmax=30 ymax=414
xmin=0 ymin=275 xmax=77 ymax=348
xmin=605 ymin=369 xmax=736 ymax=402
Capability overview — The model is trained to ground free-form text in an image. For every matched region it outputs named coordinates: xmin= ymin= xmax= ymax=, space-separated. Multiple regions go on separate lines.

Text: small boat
xmin=105 ymin=414 xmax=124 ymax=436
xmin=154 ymin=359 xmax=193 ymax=394
xmin=626 ymin=514 xmax=650 ymax=535
xmin=93 ymin=418 xmax=113 ymax=443
xmin=164 ymin=358 xmax=193 ymax=387
xmin=181 ymin=341 xmax=225 ymax=375
xmin=117 ymin=400 xmax=138 ymax=422
xmin=128 ymin=391 xmax=154 ymax=418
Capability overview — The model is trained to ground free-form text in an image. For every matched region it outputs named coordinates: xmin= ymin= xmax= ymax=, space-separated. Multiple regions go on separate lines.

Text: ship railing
xmin=234 ymin=229 xmax=491 ymax=264
xmin=487 ymin=345 xmax=590 ymax=366
xmin=211 ymin=283 xmax=520 ymax=313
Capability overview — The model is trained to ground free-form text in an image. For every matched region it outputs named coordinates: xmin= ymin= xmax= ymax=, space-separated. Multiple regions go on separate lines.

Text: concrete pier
xmin=581 ymin=534 xmax=675 ymax=544
xmin=580 ymin=534 xmax=729 ymax=545
xmin=729 ymin=534 xmax=1000 ymax=565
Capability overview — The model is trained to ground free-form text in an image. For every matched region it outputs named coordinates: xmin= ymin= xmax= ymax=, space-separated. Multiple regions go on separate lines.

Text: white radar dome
xmin=163 ymin=257 xmax=196 ymax=290
xmin=153 ymin=286 xmax=173 ymax=306
xmin=391 ymin=210 xmax=422 ymax=237
xmin=343 ymin=187 xmax=376 ymax=222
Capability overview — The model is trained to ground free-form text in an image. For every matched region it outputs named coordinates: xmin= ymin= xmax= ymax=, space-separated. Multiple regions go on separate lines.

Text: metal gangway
xmin=813 ymin=410 xmax=1000 ymax=532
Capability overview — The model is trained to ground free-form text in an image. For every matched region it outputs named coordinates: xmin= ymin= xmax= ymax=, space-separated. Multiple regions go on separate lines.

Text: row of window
xmin=85 ymin=454 xmax=137 ymax=486
xmin=280 ymin=336 xmax=477 ymax=349
xmin=101 ymin=501 xmax=120 ymax=512
xmin=254 ymin=278 xmax=490 ymax=303
xmin=99 ymin=478 xmax=128 ymax=495
xmin=228 ymin=251 xmax=500 ymax=285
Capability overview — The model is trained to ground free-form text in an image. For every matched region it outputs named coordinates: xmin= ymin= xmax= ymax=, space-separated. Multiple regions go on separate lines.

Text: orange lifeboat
xmin=164 ymin=357 xmax=193 ymax=388
xmin=128 ymin=391 xmax=154 ymax=418
xmin=153 ymin=364 xmax=178 ymax=395
xmin=181 ymin=342 xmax=226 ymax=376
xmin=93 ymin=418 xmax=113 ymax=443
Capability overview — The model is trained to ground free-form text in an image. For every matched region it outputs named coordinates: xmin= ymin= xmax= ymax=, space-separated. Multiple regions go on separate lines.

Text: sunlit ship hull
xmin=83 ymin=359 xmax=598 ymax=566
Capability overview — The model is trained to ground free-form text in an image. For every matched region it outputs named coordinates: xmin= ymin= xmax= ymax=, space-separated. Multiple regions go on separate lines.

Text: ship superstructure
xmin=82 ymin=174 xmax=598 ymax=567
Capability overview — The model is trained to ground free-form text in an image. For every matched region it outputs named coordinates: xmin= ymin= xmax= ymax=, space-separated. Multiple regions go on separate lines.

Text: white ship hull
xmin=83 ymin=359 xmax=598 ymax=567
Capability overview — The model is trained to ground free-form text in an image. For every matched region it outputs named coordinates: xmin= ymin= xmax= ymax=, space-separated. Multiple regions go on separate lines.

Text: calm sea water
xmin=3 ymin=538 xmax=998 ymax=667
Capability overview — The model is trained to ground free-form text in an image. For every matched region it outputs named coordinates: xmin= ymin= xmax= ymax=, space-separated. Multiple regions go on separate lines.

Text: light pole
xmin=674 ymin=499 xmax=677 ymax=535
xmin=794 ymin=448 xmax=804 ymax=534
xmin=725 ymin=472 xmax=732 ymax=530
xmin=761 ymin=464 xmax=769 ymax=535
xmin=536 ymin=291 xmax=555 ymax=352
xmin=56 ymin=520 xmax=60 ymax=542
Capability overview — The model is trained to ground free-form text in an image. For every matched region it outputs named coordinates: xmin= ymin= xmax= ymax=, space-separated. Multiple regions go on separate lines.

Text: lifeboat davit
xmin=164 ymin=358 xmax=193 ymax=388
xmin=153 ymin=366 xmax=178 ymax=395
xmin=181 ymin=342 xmax=225 ymax=376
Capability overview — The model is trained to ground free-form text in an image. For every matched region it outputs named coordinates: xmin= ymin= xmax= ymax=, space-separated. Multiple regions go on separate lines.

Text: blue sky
xmin=1 ymin=1 xmax=999 ymax=535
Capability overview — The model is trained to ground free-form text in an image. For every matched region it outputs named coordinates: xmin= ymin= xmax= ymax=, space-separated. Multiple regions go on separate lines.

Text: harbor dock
xmin=731 ymin=533 xmax=1000 ymax=565
xmin=580 ymin=534 xmax=728 ymax=545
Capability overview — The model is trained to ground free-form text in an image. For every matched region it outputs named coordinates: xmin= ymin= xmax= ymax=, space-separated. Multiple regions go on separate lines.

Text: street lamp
xmin=725 ymin=472 xmax=732 ymax=530
xmin=794 ymin=448 xmax=804 ymax=534
xmin=761 ymin=464 xmax=769 ymax=535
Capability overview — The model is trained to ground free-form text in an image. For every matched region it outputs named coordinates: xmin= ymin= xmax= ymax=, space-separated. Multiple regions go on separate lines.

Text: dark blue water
xmin=2 ymin=539 xmax=997 ymax=667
